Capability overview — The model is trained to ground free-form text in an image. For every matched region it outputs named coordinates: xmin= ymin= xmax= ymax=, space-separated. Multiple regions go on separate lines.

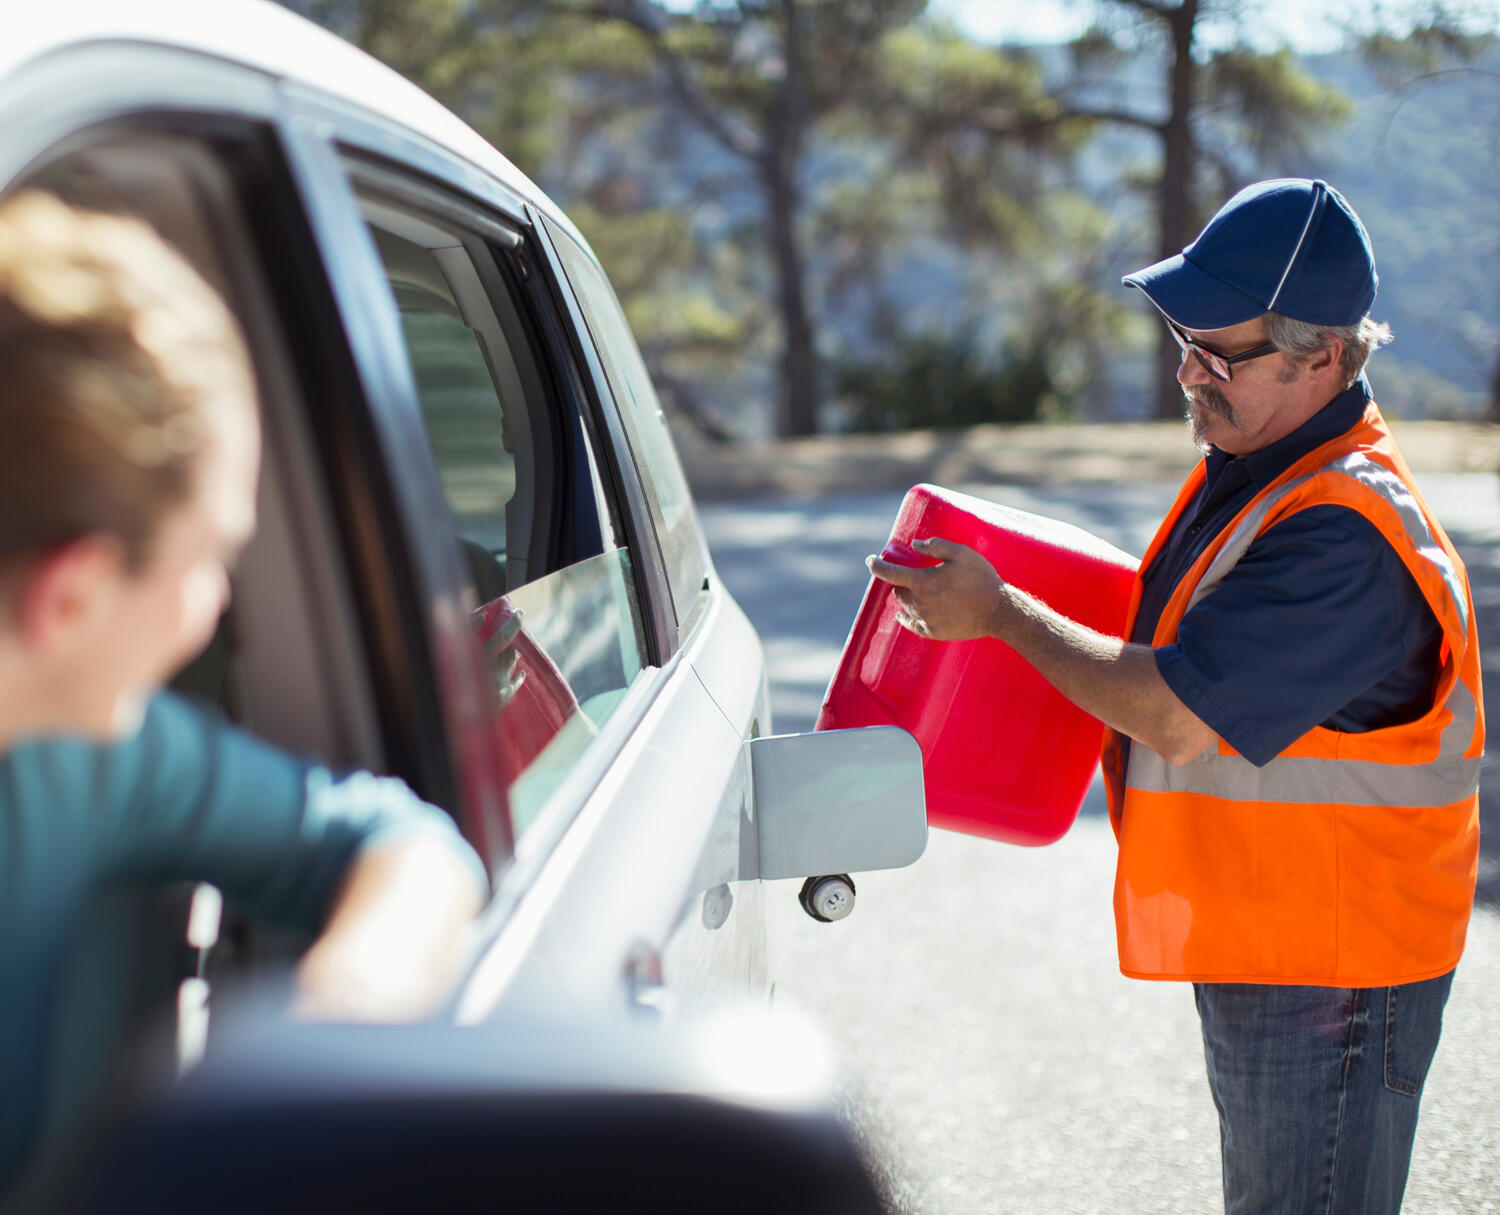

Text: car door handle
xmin=623 ymin=940 xmax=675 ymax=1020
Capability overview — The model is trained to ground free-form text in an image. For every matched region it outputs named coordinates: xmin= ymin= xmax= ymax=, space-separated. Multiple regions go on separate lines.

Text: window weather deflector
xmin=340 ymin=154 xmax=523 ymax=249
xmin=278 ymin=81 xmax=529 ymax=230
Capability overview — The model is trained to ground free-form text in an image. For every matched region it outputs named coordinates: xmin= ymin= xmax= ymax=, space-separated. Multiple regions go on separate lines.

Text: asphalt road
xmin=701 ymin=474 xmax=1500 ymax=1215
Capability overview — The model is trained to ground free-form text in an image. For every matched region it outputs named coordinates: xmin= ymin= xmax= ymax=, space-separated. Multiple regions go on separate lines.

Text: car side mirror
xmin=745 ymin=725 xmax=927 ymax=918
xmin=55 ymin=1008 xmax=887 ymax=1215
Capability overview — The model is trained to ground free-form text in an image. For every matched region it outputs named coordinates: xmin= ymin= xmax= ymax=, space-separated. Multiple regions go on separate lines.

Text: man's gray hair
xmin=1264 ymin=311 xmax=1393 ymax=388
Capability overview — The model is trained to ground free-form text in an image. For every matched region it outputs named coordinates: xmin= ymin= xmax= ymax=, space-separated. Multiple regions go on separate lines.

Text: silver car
xmin=1 ymin=3 xmax=924 ymax=1206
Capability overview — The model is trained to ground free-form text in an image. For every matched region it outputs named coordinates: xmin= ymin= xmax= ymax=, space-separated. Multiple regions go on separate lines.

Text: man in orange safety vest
xmin=869 ymin=179 xmax=1480 ymax=1215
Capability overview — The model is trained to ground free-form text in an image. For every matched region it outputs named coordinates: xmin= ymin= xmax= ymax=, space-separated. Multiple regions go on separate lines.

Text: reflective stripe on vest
xmin=1129 ymin=448 xmax=1482 ymax=808
xmin=1108 ymin=402 xmax=1482 ymax=987
xmin=1185 ymin=453 xmax=1470 ymax=637
xmin=1126 ymin=740 xmax=1481 ymax=808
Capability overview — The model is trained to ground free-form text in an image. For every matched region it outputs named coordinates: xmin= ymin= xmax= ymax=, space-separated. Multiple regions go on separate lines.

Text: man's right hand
xmin=866 ymin=536 xmax=1008 ymax=642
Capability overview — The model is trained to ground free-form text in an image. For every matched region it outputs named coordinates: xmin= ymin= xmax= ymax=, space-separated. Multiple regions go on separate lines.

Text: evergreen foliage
xmin=274 ymin=0 xmax=1500 ymax=436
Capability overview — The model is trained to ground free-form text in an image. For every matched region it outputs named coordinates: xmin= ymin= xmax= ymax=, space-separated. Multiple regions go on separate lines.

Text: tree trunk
xmin=765 ymin=0 xmax=819 ymax=437
xmin=1153 ymin=0 xmax=1199 ymax=420
xmin=1489 ymin=344 xmax=1500 ymax=424
xmin=766 ymin=164 xmax=819 ymax=437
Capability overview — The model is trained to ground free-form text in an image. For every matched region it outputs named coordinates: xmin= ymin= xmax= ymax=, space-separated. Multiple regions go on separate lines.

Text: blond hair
xmin=0 ymin=191 xmax=255 ymax=571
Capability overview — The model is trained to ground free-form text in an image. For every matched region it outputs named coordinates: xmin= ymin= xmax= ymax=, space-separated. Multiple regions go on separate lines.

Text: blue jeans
xmin=1194 ymin=971 xmax=1454 ymax=1215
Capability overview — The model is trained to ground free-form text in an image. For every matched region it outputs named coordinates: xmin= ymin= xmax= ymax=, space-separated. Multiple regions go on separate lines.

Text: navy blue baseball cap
xmin=1122 ymin=178 xmax=1377 ymax=331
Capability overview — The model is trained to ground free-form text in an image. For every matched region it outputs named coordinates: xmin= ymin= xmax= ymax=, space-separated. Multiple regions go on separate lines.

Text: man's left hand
xmin=866 ymin=537 xmax=1007 ymax=641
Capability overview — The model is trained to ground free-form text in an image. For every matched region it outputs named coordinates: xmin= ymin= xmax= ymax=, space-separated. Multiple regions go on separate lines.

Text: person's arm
xmin=866 ymin=538 xmax=1216 ymax=764
xmin=101 ymin=695 xmax=486 ymax=1019
xmin=869 ymin=507 xmax=1438 ymax=770
xmin=294 ymin=832 xmax=482 ymax=1020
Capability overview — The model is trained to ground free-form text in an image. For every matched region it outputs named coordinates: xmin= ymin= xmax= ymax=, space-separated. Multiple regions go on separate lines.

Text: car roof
xmin=5 ymin=0 xmax=584 ymax=242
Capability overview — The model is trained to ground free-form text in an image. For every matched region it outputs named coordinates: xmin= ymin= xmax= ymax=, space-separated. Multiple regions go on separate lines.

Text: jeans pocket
xmin=1383 ymin=973 xmax=1453 ymax=1097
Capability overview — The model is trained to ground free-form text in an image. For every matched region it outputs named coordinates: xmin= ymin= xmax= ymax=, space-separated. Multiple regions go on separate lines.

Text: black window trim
xmin=283 ymin=84 xmax=681 ymax=667
xmin=508 ymin=230 xmax=676 ymax=663
xmin=342 ymin=158 xmax=575 ymax=589
xmin=279 ymin=81 xmax=531 ymax=242
xmin=527 ymin=211 xmax=715 ymax=650
xmin=341 ymin=155 xmax=627 ymax=606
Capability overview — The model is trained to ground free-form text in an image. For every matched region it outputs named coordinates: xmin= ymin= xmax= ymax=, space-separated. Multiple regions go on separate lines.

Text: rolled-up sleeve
xmin=1153 ymin=505 xmax=1441 ymax=767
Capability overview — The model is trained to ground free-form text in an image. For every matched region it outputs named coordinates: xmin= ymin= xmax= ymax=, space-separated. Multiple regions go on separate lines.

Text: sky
xmin=928 ymin=0 xmax=1500 ymax=53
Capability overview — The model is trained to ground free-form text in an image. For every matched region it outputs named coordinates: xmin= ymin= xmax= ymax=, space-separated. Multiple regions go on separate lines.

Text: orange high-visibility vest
xmin=1102 ymin=400 xmax=1482 ymax=986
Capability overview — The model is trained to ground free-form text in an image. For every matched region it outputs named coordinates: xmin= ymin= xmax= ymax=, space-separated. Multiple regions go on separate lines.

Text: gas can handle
xmin=880 ymin=539 xmax=943 ymax=570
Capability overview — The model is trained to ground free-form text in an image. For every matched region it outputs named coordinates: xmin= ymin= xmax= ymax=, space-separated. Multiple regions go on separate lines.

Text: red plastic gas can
xmin=817 ymin=484 xmax=1139 ymax=846
xmin=472 ymin=596 xmax=580 ymax=781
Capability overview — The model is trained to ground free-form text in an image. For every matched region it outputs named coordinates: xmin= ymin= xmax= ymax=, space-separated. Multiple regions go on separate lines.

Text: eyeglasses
xmin=1167 ymin=320 xmax=1279 ymax=383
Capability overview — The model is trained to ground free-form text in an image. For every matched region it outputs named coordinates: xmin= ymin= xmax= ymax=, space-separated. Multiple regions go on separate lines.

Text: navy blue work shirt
xmin=1132 ymin=380 xmax=1443 ymax=767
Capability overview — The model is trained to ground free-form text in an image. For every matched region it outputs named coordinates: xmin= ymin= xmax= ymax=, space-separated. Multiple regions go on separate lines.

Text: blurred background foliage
xmin=279 ymin=0 xmax=1500 ymax=439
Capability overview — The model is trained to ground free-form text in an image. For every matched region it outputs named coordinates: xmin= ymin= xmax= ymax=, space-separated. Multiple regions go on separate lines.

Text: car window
xmin=541 ymin=217 xmax=711 ymax=635
xmin=400 ymin=295 xmax=516 ymax=561
xmin=356 ymin=190 xmax=650 ymax=844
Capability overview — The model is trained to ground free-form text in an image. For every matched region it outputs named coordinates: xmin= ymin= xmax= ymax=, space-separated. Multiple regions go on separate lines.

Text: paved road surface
xmin=701 ymin=474 xmax=1500 ymax=1215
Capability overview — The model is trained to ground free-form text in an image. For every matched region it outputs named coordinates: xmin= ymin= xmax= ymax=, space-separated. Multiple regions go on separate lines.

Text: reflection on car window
xmin=542 ymin=218 xmax=710 ymax=633
xmin=359 ymin=196 xmax=649 ymax=852
xmin=401 ymin=306 xmax=516 ymax=559
xmin=497 ymin=548 xmax=643 ymax=835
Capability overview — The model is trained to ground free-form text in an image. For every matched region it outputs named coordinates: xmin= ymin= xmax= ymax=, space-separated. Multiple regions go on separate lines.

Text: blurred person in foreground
xmin=871 ymin=179 xmax=1480 ymax=1214
xmin=0 ymin=192 xmax=485 ymax=1196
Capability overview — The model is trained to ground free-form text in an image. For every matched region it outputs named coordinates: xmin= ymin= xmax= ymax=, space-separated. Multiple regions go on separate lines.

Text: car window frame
xmin=521 ymin=205 xmax=681 ymax=664
xmin=280 ymin=84 xmax=679 ymax=668
xmin=274 ymin=110 xmax=497 ymax=832
xmin=344 ymin=158 xmax=592 ymax=597
xmin=273 ymin=88 xmax=706 ymax=901
xmin=529 ymin=215 xmax=714 ymax=647
xmin=341 ymin=159 xmax=667 ymax=850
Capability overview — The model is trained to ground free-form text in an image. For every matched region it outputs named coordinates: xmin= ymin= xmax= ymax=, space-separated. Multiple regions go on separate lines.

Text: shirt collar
xmin=1205 ymin=378 xmax=1371 ymax=490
